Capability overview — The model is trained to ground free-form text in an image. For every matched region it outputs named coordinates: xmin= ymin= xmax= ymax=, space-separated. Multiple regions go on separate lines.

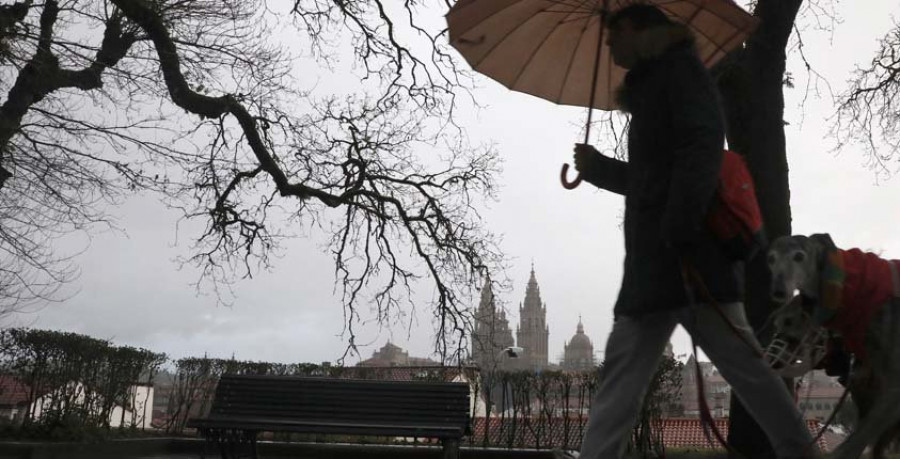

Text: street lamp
xmin=489 ymin=347 xmax=524 ymax=417
xmin=498 ymin=346 xmax=524 ymax=360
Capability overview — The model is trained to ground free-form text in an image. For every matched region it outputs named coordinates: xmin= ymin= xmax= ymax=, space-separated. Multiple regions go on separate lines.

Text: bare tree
xmin=834 ymin=23 xmax=900 ymax=173
xmin=712 ymin=1 xmax=900 ymax=454
xmin=0 ymin=0 xmax=501 ymax=357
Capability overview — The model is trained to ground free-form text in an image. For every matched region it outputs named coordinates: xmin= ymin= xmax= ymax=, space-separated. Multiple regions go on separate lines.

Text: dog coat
xmin=817 ymin=247 xmax=900 ymax=359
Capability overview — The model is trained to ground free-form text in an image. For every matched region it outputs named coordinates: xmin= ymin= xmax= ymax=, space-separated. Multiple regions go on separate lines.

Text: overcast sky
xmin=11 ymin=1 xmax=900 ymax=367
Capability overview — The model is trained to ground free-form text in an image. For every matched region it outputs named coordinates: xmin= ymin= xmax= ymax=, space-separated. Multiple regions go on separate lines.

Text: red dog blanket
xmin=818 ymin=244 xmax=900 ymax=359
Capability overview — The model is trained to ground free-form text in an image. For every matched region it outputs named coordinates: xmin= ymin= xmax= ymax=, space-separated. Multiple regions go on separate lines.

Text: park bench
xmin=187 ymin=374 xmax=471 ymax=458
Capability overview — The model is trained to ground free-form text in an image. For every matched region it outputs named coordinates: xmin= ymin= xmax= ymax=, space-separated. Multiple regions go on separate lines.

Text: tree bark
xmin=0 ymin=0 xmax=135 ymax=190
xmin=715 ymin=0 xmax=803 ymax=456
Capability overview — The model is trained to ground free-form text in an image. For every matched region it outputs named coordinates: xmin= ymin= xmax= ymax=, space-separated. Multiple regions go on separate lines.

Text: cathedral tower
xmin=472 ymin=277 xmax=515 ymax=369
xmin=516 ymin=265 xmax=549 ymax=370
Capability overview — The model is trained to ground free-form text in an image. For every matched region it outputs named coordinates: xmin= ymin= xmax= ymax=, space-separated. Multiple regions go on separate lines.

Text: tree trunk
xmin=715 ymin=0 xmax=803 ymax=456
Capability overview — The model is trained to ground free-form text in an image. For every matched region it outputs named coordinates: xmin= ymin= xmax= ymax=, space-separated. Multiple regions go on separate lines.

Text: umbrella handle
xmin=560 ymin=163 xmax=582 ymax=189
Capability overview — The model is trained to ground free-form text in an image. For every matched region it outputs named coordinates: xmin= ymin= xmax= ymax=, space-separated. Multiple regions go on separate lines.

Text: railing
xmin=161 ymin=360 xmax=603 ymax=451
xmin=470 ymin=369 xmax=600 ymax=450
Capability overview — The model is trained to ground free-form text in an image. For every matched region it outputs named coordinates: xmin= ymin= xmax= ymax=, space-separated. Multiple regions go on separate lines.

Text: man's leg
xmin=681 ymin=302 xmax=815 ymax=458
xmin=577 ymin=311 xmax=678 ymax=459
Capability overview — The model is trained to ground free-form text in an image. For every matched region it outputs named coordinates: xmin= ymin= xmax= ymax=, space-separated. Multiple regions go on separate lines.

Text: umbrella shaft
xmin=584 ymin=2 xmax=608 ymax=144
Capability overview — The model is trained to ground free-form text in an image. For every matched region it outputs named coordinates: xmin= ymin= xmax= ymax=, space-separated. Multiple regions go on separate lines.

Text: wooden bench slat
xmin=188 ymin=419 xmax=464 ymax=438
xmin=193 ymin=417 xmax=463 ymax=430
xmin=212 ymin=406 xmax=467 ymax=418
xmin=207 ymin=411 xmax=467 ymax=423
xmin=213 ymin=398 xmax=469 ymax=410
xmin=214 ymin=395 xmax=468 ymax=407
xmin=216 ymin=387 xmax=468 ymax=397
xmin=189 ymin=375 xmax=471 ymax=441
xmin=211 ymin=401 xmax=468 ymax=414
xmin=216 ymin=388 xmax=467 ymax=400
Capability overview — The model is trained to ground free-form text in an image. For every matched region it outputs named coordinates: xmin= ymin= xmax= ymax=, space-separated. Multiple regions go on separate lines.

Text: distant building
xmin=679 ymin=359 xmax=845 ymax=421
xmin=681 ymin=355 xmax=731 ymax=418
xmin=151 ymin=370 xmax=175 ymax=428
xmin=515 ymin=266 xmax=550 ymax=371
xmin=471 ymin=277 xmax=516 ymax=371
xmin=796 ymin=370 xmax=846 ymax=421
xmin=0 ymin=377 xmax=154 ymax=428
xmin=471 ymin=263 xmax=599 ymax=373
xmin=562 ymin=317 xmax=596 ymax=371
xmin=0 ymin=375 xmax=30 ymax=423
xmin=357 ymin=341 xmax=439 ymax=367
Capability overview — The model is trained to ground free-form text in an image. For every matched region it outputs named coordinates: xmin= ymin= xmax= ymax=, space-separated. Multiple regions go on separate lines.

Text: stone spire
xmin=517 ymin=264 xmax=549 ymax=371
xmin=522 ymin=264 xmax=543 ymax=312
xmin=479 ymin=274 xmax=494 ymax=308
xmin=472 ymin=276 xmax=514 ymax=370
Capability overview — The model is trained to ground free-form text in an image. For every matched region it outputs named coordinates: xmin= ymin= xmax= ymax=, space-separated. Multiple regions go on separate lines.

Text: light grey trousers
xmin=578 ymin=302 xmax=815 ymax=459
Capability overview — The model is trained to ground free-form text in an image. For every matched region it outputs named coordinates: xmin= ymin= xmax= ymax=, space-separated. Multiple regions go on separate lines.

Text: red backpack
xmin=706 ymin=150 xmax=767 ymax=261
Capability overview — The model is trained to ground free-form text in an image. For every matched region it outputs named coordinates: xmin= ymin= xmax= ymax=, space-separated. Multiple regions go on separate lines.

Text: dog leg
xmin=833 ymin=303 xmax=900 ymax=459
xmin=831 ymin=388 xmax=900 ymax=459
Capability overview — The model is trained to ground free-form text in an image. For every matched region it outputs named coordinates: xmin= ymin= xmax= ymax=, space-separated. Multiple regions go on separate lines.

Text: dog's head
xmin=763 ymin=234 xmax=835 ymax=377
xmin=765 ymin=296 xmax=828 ymax=377
xmin=766 ymin=234 xmax=828 ymax=306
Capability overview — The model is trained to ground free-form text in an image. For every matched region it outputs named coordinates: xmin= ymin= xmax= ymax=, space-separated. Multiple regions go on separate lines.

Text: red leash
xmin=681 ymin=261 xmax=824 ymax=457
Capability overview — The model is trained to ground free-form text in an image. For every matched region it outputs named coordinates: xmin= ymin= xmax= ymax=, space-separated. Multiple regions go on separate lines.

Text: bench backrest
xmin=210 ymin=374 xmax=471 ymax=433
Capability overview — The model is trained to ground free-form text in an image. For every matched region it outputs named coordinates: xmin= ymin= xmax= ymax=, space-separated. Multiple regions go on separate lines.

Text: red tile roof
xmin=662 ymin=418 xmax=729 ymax=449
xmin=798 ymin=386 xmax=847 ymax=399
xmin=660 ymin=418 xmax=829 ymax=451
xmin=470 ymin=417 xmax=829 ymax=451
xmin=0 ymin=375 xmax=30 ymax=406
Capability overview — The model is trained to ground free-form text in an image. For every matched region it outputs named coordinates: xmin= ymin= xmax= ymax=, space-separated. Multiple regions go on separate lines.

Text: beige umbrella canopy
xmin=446 ymin=0 xmax=758 ymax=188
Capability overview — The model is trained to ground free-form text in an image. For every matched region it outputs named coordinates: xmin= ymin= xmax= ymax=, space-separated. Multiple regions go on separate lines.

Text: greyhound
xmin=767 ymin=234 xmax=900 ymax=459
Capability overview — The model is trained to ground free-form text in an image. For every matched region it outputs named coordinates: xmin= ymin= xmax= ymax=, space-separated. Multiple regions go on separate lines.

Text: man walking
xmin=562 ymin=5 xmax=815 ymax=459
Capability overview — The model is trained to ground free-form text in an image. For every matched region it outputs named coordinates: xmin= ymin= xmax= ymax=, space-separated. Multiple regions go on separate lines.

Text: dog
xmin=767 ymin=234 xmax=900 ymax=458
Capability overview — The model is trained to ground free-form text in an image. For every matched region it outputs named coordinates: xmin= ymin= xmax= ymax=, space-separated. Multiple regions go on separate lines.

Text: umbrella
xmin=446 ymin=0 xmax=758 ymax=189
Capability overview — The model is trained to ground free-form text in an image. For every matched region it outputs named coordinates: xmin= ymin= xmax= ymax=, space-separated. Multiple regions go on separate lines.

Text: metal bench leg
xmin=218 ymin=430 xmax=229 ymax=459
xmin=249 ymin=431 xmax=259 ymax=459
xmin=441 ymin=438 xmax=460 ymax=459
xmin=199 ymin=428 xmax=208 ymax=459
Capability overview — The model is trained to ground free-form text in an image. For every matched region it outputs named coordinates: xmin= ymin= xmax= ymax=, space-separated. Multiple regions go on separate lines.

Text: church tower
xmin=472 ymin=277 xmax=515 ymax=370
xmin=516 ymin=265 xmax=549 ymax=370
xmin=563 ymin=316 xmax=596 ymax=371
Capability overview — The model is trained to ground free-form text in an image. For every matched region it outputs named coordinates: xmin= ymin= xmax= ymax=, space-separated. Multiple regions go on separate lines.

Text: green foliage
xmin=628 ymin=355 xmax=685 ymax=457
xmin=474 ymin=357 xmax=682 ymax=452
xmin=474 ymin=368 xmax=601 ymax=450
xmin=0 ymin=328 xmax=166 ymax=439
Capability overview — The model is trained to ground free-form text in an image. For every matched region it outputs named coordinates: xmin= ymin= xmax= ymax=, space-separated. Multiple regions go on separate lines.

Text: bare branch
xmin=833 ymin=23 xmax=900 ymax=174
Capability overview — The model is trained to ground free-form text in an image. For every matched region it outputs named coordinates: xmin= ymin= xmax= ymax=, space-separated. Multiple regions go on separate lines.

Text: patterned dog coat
xmin=817 ymin=244 xmax=900 ymax=359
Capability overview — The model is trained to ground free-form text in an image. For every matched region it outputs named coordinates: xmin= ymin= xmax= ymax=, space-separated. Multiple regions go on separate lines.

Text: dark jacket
xmin=583 ymin=26 xmax=742 ymax=317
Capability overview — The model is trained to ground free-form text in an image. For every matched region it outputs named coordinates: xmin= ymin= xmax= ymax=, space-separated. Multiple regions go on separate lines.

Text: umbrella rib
xmin=603 ymin=25 xmax=614 ymax=110
xmin=656 ymin=0 xmax=755 ymax=31
xmin=509 ymin=2 xmax=594 ymax=89
xmin=449 ymin=1 xmax=529 ymax=41
xmin=555 ymin=11 xmax=596 ymax=104
xmin=703 ymin=27 xmax=742 ymax=66
xmin=558 ymin=12 xmax=597 ymax=24
xmin=682 ymin=0 xmax=731 ymax=65
xmin=545 ymin=0 xmax=598 ymax=11
xmin=650 ymin=0 xmax=747 ymax=65
xmin=470 ymin=1 xmax=591 ymax=70
xmin=450 ymin=0 xmax=586 ymax=40
xmin=686 ymin=0 xmax=705 ymax=26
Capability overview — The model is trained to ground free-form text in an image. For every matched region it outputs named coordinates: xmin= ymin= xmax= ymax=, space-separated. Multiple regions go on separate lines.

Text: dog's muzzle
xmin=764 ymin=326 xmax=828 ymax=378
